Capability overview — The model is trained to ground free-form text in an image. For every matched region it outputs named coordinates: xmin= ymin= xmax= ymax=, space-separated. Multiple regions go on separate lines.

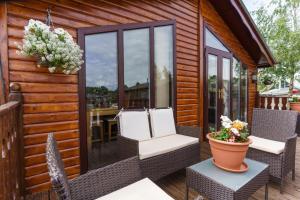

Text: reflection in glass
xmin=154 ymin=26 xmax=173 ymax=107
xmin=232 ymin=57 xmax=240 ymax=119
xmin=85 ymin=32 xmax=118 ymax=110
xmin=124 ymin=28 xmax=150 ymax=108
xmin=208 ymin=54 xmax=218 ymax=131
xmin=85 ymin=32 xmax=119 ymax=170
xmin=222 ymin=58 xmax=230 ymax=117
xmin=205 ymin=28 xmax=229 ymax=52
xmin=240 ymin=65 xmax=247 ymax=121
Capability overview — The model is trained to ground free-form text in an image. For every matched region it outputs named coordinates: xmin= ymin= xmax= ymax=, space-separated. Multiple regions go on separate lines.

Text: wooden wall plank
xmin=0 ymin=2 xmax=8 ymax=103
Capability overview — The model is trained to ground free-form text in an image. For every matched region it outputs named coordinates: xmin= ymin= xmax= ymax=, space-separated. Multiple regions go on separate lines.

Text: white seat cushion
xmin=149 ymin=108 xmax=176 ymax=138
xmin=139 ymin=134 xmax=198 ymax=160
xmin=119 ymin=111 xmax=151 ymax=141
xmin=96 ymin=178 xmax=174 ymax=200
xmin=249 ymin=135 xmax=285 ymax=155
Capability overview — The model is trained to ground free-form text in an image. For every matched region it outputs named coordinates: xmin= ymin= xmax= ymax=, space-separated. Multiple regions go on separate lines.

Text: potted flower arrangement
xmin=207 ymin=116 xmax=251 ymax=172
xmin=17 ymin=19 xmax=83 ymax=74
xmin=289 ymin=96 xmax=300 ymax=112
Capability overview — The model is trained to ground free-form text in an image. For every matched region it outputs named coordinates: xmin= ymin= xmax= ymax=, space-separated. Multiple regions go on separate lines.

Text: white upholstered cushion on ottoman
xmin=97 ymin=178 xmax=174 ymax=200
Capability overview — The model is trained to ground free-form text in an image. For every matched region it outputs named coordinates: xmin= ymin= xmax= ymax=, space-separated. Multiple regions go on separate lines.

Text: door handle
xmin=218 ymin=89 xmax=224 ymax=99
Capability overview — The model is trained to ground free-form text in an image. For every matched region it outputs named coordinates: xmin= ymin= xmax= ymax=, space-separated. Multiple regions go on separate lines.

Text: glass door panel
xmin=240 ymin=66 xmax=247 ymax=121
xmin=124 ymin=28 xmax=150 ymax=108
xmin=222 ymin=58 xmax=231 ymax=117
xmin=154 ymin=25 xmax=173 ymax=107
xmin=232 ymin=58 xmax=240 ymax=119
xmin=85 ymin=32 xmax=119 ymax=170
xmin=207 ymin=54 xmax=218 ymax=131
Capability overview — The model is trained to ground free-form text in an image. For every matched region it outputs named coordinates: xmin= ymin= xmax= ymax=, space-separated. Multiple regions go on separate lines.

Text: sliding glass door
xmin=79 ymin=20 xmax=176 ymax=171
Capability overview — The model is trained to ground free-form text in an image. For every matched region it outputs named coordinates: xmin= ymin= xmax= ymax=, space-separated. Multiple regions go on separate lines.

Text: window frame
xmin=77 ymin=20 xmax=176 ymax=173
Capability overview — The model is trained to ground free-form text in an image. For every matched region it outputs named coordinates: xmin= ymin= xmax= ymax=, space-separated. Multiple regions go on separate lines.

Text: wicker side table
xmin=186 ymin=158 xmax=269 ymax=200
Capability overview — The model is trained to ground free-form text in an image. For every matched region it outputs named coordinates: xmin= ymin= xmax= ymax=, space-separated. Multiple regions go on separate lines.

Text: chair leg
xmin=292 ymin=168 xmax=296 ymax=181
xmin=185 ymin=185 xmax=189 ymax=200
xmin=108 ymin=123 xmax=112 ymax=141
xmin=280 ymin=180 xmax=284 ymax=194
xmin=100 ymin=125 xmax=104 ymax=143
xmin=265 ymin=184 xmax=268 ymax=200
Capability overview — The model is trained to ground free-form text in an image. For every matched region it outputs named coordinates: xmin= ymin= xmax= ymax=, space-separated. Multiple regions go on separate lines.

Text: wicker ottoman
xmin=186 ymin=158 xmax=269 ymax=200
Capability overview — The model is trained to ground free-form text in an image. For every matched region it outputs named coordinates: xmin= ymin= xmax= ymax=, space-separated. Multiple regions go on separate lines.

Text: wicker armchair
xmin=46 ymin=133 xmax=141 ymax=200
xmin=247 ymin=108 xmax=298 ymax=193
xmin=118 ymin=126 xmax=201 ymax=181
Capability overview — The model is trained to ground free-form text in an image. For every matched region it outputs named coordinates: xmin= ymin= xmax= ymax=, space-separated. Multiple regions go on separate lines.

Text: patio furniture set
xmin=46 ymin=108 xmax=298 ymax=200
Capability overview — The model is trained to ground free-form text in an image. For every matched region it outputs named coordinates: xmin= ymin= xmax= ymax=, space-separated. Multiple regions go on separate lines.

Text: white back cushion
xmin=119 ymin=111 xmax=151 ymax=141
xmin=149 ymin=108 xmax=176 ymax=138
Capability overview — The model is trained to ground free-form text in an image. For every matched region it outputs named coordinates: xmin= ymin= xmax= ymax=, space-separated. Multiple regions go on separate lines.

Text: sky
xmin=242 ymin=0 xmax=272 ymax=12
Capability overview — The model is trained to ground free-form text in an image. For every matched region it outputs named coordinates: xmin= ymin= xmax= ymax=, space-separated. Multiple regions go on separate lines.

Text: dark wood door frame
xmin=77 ymin=20 xmax=176 ymax=173
xmin=204 ymin=46 xmax=232 ymax=136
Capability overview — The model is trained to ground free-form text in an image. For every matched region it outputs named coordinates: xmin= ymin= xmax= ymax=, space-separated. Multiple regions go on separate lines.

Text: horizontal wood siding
xmin=201 ymin=0 xmax=257 ymax=123
xmin=6 ymin=0 xmax=199 ymax=193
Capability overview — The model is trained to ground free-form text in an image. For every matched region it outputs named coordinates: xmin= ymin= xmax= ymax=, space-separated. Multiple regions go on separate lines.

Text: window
xmin=79 ymin=20 xmax=175 ymax=171
xmin=83 ymin=22 xmax=175 ymax=110
xmin=124 ymin=28 xmax=150 ymax=108
xmin=85 ymin=32 xmax=118 ymax=110
xmin=232 ymin=57 xmax=248 ymax=121
xmin=205 ymin=28 xmax=229 ymax=52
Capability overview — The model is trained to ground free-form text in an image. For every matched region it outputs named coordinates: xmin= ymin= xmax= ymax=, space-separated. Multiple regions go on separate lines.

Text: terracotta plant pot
xmin=290 ymin=102 xmax=300 ymax=112
xmin=207 ymin=133 xmax=252 ymax=172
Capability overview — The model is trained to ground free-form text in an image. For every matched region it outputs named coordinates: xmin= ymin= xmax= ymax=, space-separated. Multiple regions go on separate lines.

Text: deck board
xmin=26 ymin=139 xmax=300 ymax=200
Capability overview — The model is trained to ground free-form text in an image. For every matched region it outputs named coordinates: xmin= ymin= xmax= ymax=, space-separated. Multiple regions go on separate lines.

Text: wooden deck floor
xmin=26 ymin=139 xmax=300 ymax=200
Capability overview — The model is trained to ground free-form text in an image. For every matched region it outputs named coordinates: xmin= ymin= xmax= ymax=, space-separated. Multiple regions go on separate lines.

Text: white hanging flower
xmin=17 ymin=20 xmax=83 ymax=75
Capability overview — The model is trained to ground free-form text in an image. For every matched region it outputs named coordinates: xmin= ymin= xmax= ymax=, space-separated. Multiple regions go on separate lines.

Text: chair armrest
xmin=176 ymin=126 xmax=201 ymax=139
xmin=117 ymin=134 xmax=139 ymax=159
xmin=282 ymin=134 xmax=297 ymax=175
xmin=69 ymin=156 xmax=141 ymax=200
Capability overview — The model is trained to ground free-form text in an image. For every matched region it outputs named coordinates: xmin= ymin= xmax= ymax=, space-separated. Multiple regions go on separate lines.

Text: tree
xmin=253 ymin=0 xmax=300 ymax=96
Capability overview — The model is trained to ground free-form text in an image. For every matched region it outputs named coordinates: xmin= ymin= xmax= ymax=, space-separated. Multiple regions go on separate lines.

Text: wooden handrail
xmin=0 ymin=82 xmax=24 ymax=199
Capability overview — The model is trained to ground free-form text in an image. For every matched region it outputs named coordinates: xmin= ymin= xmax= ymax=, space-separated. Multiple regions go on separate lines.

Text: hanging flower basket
xmin=207 ymin=116 xmax=251 ymax=172
xmin=17 ymin=19 xmax=83 ymax=74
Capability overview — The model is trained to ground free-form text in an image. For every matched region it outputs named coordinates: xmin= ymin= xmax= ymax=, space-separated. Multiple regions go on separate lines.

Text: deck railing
xmin=0 ymin=83 xmax=24 ymax=199
xmin=257 ymin=95 xmax=290 ymax=110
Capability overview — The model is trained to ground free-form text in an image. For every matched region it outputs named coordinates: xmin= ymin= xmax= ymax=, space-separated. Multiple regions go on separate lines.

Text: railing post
xmin=264 ymin=97 xmax=268 ymax=109
xmin=8 ymin=83 xmax=24 ymax=199
xmin=278 ymin=97 xmax=283 ymax=110
xmin=271 ymin=97 xmax=275 ymax=110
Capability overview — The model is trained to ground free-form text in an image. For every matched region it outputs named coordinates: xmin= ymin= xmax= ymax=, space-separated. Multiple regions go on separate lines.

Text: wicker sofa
xmin=247 ymin=108 xmax=298 ymax=193
xmin=117 ymin=108 xmax=201 ymax=181
xmin=46 ymin=133 xmax=174 ymax=200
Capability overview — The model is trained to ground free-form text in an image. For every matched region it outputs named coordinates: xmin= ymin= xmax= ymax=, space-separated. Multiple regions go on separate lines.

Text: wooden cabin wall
xmin=200 ymin=0 xmax=257 ymax=123
xmin=3 ymin=0 xmax=200 ymax=193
